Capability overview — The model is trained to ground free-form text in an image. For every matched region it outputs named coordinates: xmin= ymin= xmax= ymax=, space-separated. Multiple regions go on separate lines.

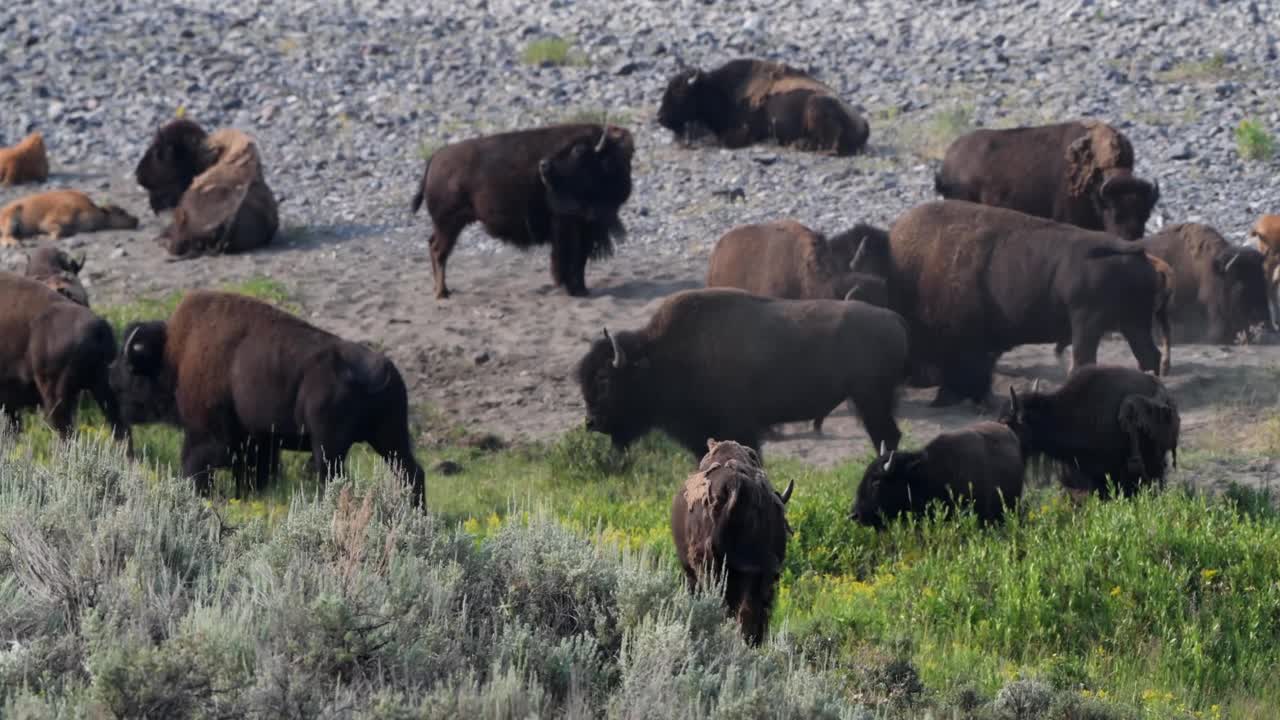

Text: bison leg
xmin=1069 ymin=319 xmax=1104 ymax=371
xmin=428 ymin=228 xmax=460 ymax=300
xmin=181 ymin=433 xmax=229 ymax=496
xmin=1120 ymin=324 xmax=1161 ymax=376
xmin=849 ymin=388 xmax=902 ymax=453
xmin=38 ymin=372 xmax=81 ymax=438
xmin=932 ymin=354 xmax=996 ymax=408
xmin=367 ymin=416 xmax=427 ymax=508
xmin=90 ymin=370 xmax=132 ymax=453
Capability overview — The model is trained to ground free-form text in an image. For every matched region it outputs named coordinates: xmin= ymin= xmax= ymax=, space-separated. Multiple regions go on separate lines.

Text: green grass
xmin=904 ymin=105 xmax=975 ymax=160
xmin=1158 ymin=53 xmax=1231 ymax=83
xmin=98 ymin=275 xmax=295 ymax=337
xmin=1235 ymin=119 xmax=1276 ymax=162
xmin=520 ymin=36 xmax=582 ymax=67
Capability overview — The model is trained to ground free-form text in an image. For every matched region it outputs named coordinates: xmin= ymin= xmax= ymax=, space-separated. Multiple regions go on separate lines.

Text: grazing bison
xmin=658 ymin=58 xmax=869 ymax=155
xmin=1249 ymin=214 xmax=1280 ymax=329
xmin=0 ymin=132 xmax=49 ymax=186
xmin=109 ymin=290 xmax=425 ymax=504
xmin=935 ymin=120 xmax=1159 ymax=240
xmin=1002 ymin=365 xmax=1179 ymax=498
xmin=410 ymin=124 xmax=634 ymax=299
xmin=135 ymin=119 xmax=279 ymax=259
xmin=577 ymin=288 xmax=909 ymax=458
xmin=869 ymin=200 xmax=1164 ymax=406
xmin=671 ymin=439 xmax=793 ymax=646
xmin=1 ymin=190 xmax=138 ymax=245
xmin=0 ymin=273 xmax=129 ymax=443
xmin=850 ymin=422 xmax=1024 ymax=528
xmin=1139 ymin=223 xmax=1271 ymax=344
xmin=24 ymin=245 xmax=89 ymax=306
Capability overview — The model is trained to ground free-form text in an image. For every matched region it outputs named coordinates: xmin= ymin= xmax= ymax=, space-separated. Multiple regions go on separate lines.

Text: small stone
xmin=473 ymin=351 xmax=490 ymax=365
xmin=109 ymin=247 xmax=126 ymax=259
xmin=1169 ymin=144 xmax=1193 ymax=160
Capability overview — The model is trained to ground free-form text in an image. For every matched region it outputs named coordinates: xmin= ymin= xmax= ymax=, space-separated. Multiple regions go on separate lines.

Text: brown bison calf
xmin=109 ymin=291 xmax=426 ymax=504
xmin=0 ymin=132 xmax=49 ymax=186
xmin=936 ymin=120 xmax=1158 ymax=240
xmin=410 ymin=123 xmax=634 ymax=299
xmin=658 ymin=58 xmax=869 ymax=155
xmin=1 ymin=190 xmax=138 ymax=245
xmin=0 ymin=273 xmax=129 ymax=443
xmin=1248 ymin=214 xmax=1280 ymax=329
xmin=135 ymin=119 xmax=279 ymax=259
xmin=1002 ymin=365 xmax=1180 ymax=498
xmin=577 ymin=288 xmax=909 ymax=459
xmin=671 ymin=439 xmax=793 ymax=646
xmin=850 ymin=422 xmax=1024 ymax=528
xmin=24 ymin=245 xmax=89 ymax=307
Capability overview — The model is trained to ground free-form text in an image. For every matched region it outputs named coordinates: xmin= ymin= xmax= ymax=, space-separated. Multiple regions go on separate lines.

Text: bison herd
xmin=0 ymin=56 xmax=1277 ymax=645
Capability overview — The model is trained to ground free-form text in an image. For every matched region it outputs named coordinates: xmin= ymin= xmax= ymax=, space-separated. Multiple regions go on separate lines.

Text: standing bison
xmin=577 ymin=288 xmax=908 ymax=458
xmin=935 ymin=120 xmax=1159 ymax=240
xmin=410 ymin=124 xmax=633 ymax=299
xmin=109 ymin=290 xmax=425 ymax=504
xmin=1002 ymin=365 xmax=1180 ymax=498
xmin=0 ymin=273 xmax=129 ymax=444
xmin=1140 ymin=223 xmax=1271 ymax=344
xmin=868 ymin=200 xmax=1164 ymax=406
xmin=135 ymin=119 xmax=279 ymax=259
xmin=850 ymin=422 xmax=1024 ymax=528
xmin=658 ymin=58 xmax=869 ymax=155
xmin=671 ymin=439 xmax=793 ymax=646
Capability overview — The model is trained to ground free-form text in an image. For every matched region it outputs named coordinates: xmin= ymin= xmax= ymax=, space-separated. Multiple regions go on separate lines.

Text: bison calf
xmin=24 ymin=245 xmax=89 ymax=306
xmin=1249 ymin=214 xmax=1280 ymax=330
xmin=0 ymin=273 xmax=129 ymax=443
xmin=658 ymin=58 xmax=869 ymax=155
xmin=1002 ymin=365 xmax=1180 ymax=498
xmin=109 ymin=290 xmax=425 ymax=504
xmin=851 ymin=422 xmax=1024 ymax=528
xmin=1 ymin=190 xmax=138 ymax=245
xmin=671 ymin=439 xmax=793 ymax=646
xmin=0 ymin=132 xmax=49 ymax=186
xmin=410 ymin=124 xmax=633 ymax=299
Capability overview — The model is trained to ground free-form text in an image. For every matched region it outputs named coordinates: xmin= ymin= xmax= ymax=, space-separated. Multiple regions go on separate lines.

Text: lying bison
xmin=24 ymin=245 xmax=89 ymax=306
xmin=411 ymin=123 xmax=633 ymax=299
xmin=672 ymin=439 xmax=793 ymax=646
xmin=658 ymin=58 xmax=869 ymax=155
xmin=1 ymin=190 xmax=138 ymax=245
xmin=135 ymin=119 xmax=279 ymax=259
xmin=1002 ymin=365 xmax=1179 ymax=498
xmin=868 ymin=200 xmax=1164 ymax=406
xmin=0 ymin=132 xmax=49 ymax=186
xmin=1140 ymin=223 xmax=1271 ymax=344
xmin=850 ymin=422 xmax=1024 ymax=528
xmin=935 ymin=120 xmax=1159 ymax=240
xmin=109 ymin=290 xmax=425 ymax=503
xmin=1249 ymin=214 xmax=1280 ymax=329
xmin=0 ymin=273 xmax=129 ymax=443
xmin=577 ymin=288 xmax=908 ymax=458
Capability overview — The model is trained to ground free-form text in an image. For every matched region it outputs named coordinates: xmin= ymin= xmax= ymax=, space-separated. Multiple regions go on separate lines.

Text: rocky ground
xmin=1 ymin=0 xmax=1278 ymax=486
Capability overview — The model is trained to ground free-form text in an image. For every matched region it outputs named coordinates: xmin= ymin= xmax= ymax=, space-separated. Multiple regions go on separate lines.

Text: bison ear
xmin=68 ymin=253 xmax=86 ymax=274
xmin=1066 ymin=134 xmax=1096 ymax=198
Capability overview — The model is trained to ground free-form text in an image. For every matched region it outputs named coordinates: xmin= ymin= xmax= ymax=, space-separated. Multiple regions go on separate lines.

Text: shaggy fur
xmin=706 ymin=219 xmax=884 ymax=303
xmin=109 ymin=291 xmax=425 ymax=503
xmin=1 ymin=190 xmax=138 ymax=245
xmin=1054 ymin=251 xmax=1174 ymax=375
xmin=671 ymin=439 xmax=793 ymax=646
xmin=24 ymin=245 xmax=89 ymax=306
xmin=0 ymin=133 xmax=49 ymax=186
xmin=0 ymin=273 xmax=128 ymax=443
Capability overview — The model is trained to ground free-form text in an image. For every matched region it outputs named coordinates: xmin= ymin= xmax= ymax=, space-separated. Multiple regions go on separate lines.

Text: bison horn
xmin=1150 ymin=179 xmax=1160 ymax=204
xmin=1031 ymin=379 xmax=1041 ymax=393
xmin=883 ymin=450 xmax=895 ymax=472
xmin=1009 ymin=386 xmax=1020 ymax=413
xmin=594 ymin=116 xmax=609 ymax=153
xmin=779 ymin=478 xmax=794 ymax=504
xmin=1224 ymin=252 xmax=1240 ymax=272
xmin=1098 ymin=176 xmax=1115 ymax=197
xmin=878 ymin=440 xmax=886 ymax=457
xmin=849 ymin=237 xmax=868 ymax=272
xmin=603 ymin=327 xmax=625 ymax=368
xmin=124 ymin=327 xmax=144 ymax=359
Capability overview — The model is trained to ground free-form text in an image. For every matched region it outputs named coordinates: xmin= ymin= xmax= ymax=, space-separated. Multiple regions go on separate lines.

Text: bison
xmin=1 ymin=190 xmax=138 ymax=245
xmin=109 ymin=290 xmax=425 ymax=504
xmin=657 ymin=58 xmax=869 ymax=155
xmin=1249 ymin=214 xmax=1280 ymax=329
xmin=135 ymin=119 xmax=279 ymax=259
xmin=0 ymin=273 xmax=129 ymax=444
xmin=24 ymin=245 xmax=89 ymax=306
xmin=577 ymin=287 xmax=909 ymax=459
xmin=1138 ymin=223 xmax=1271 ymax=344
xmin=671 ymin=439 xmax=793 ymax=646
xmin=410 ymin=123 xmax=633 ymax=299
xmin=850 ymin=422 xmax=1024 ymax=528
xmin=1002 ymin=365 xmax=1180 ymax=498
xmin=0 ymin=132 xmax=49 ymax=186
xmin=935 ymin=120 xmax=1159 ymax=240
xmin=863 ymin=200 xmax=1164 ymax=407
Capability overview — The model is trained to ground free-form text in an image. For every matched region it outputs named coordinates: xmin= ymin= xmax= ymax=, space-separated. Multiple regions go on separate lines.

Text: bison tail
xmin=409 ymin=156 xmax=432 ymax=214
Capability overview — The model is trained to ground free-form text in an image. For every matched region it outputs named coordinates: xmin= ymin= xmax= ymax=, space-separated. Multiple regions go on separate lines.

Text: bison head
xmin=658 ymin=68 xmax=722 ymax=138
xmin=102 ymin=204 xmax=141 ymax=231
xmin=43 ymin=274 xmax=90 ymax=307
xmin=577 ymin=327 xmax=655 ymax=450
xmin=849 ymin=441 xmax=925 ymax=528
xmin=1000 ymin=383 xmax=1052 ymax=459
xmin=1212 ymin=247 xmax=1272 ymax=339
xmin=109 ymin=321 xmax=177 ymax=425
xmin=135 ymin=119 xmax=210 ymax=213
xmin=538 ymin=126 xmax=634 ymax=228
xmin=1096 ymin=175 xmax=1159 ymax=241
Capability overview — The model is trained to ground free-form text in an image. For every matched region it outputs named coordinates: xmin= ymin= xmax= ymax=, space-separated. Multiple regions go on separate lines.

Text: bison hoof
xmin=565 ymin=286 xmax=590 ymax=298
xmin=434 ymin=288 xmax=451 ymax=300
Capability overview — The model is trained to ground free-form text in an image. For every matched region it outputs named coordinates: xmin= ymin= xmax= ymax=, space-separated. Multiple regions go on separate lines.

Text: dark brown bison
xmin=671 ymin=439 xmax=793 ymax=646
xmin=577 ymin=288 xmax=908 ymax=458
xmin=935 ymin=120 xmax=1159 ymax=240
xmin=108 ymin=290 xmax=425 ymax=504
xmin=24 ymin=245 xmax=89 ymax=306
xmin=1251 ymin=215 xmax=1280 ymax=329
xmin=1139 ymin=223 xmax=1271 ymax=344
xmin=850 ymin=422 xmax=1024 ymax=528
xmin=658 ymin=58 xmax=869 ymax=155
xmin=1002 ymin=365 xmax=1180 ymax=498
xmin=863 ymin=200 xmax=1164 ymax=406
xmin=0 ymin=273 xmax=129 ymax=444
xmin=410 ymin=124 xmax=634 ymax=299
xmin=135 ymin=119 xmax=279 ymax=259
